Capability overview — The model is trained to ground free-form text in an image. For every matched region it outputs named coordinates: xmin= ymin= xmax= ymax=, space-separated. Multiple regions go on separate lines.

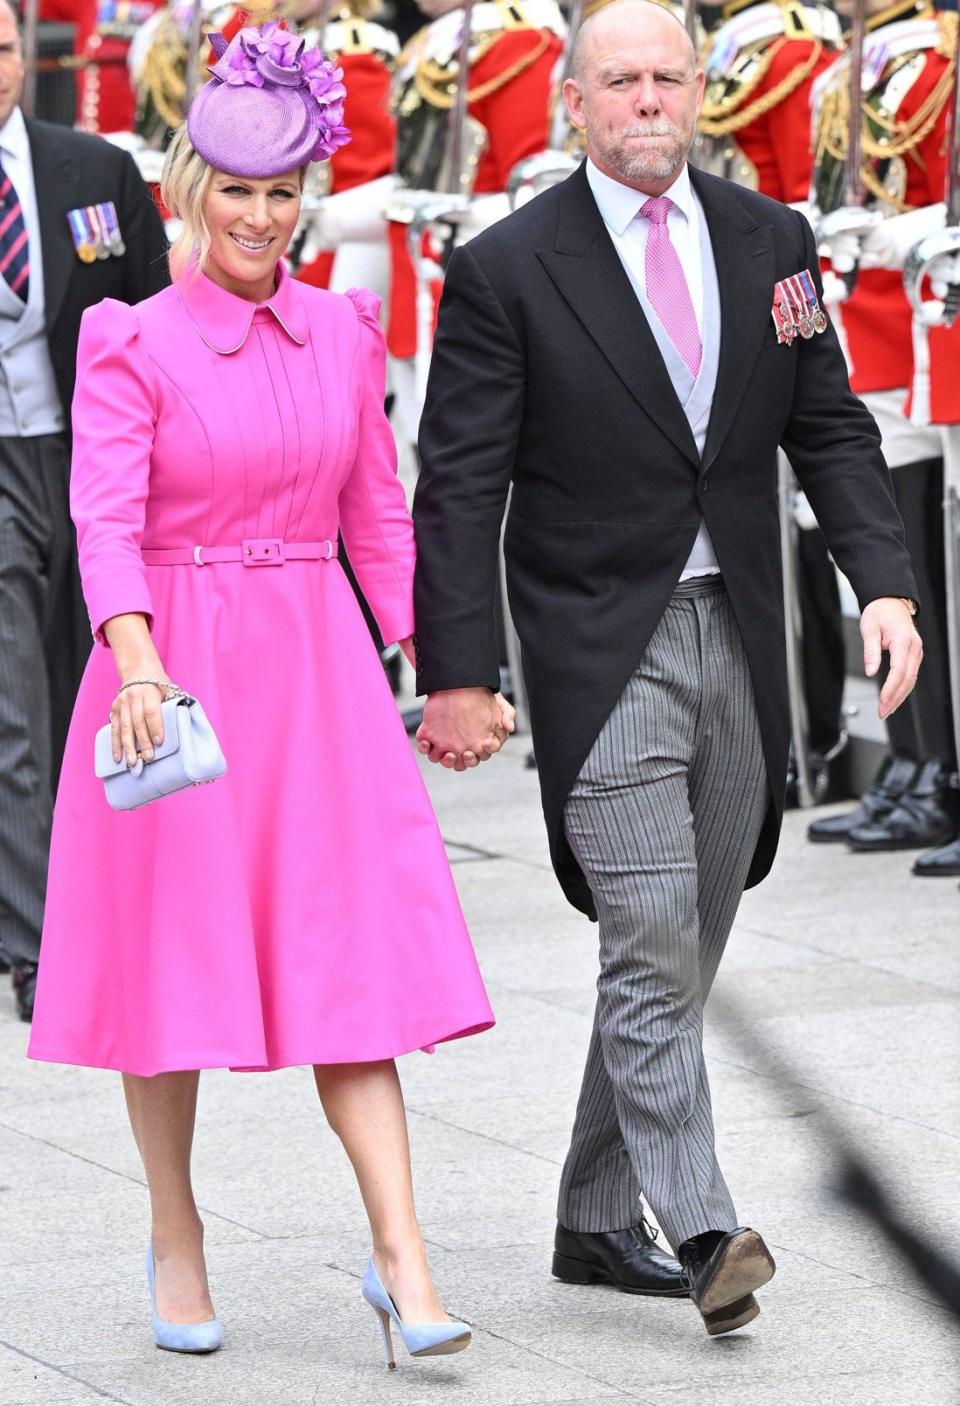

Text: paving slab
xmin=1 ymin=741 xmax=958 ymax=1405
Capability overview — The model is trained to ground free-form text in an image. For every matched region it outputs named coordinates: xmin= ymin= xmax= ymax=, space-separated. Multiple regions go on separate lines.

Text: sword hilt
xmin=903 ymin=226 xmax=960 ymax=326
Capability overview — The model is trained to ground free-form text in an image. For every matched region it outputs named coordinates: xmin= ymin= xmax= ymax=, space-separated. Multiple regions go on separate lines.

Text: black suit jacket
xmin=26 ymin=117 xmax=169 ymax=421
xmin=413 ymin=162 xmax=919 ymax=919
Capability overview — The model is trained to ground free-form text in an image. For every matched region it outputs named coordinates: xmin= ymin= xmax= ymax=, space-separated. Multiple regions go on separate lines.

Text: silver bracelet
xmin=115 ymin=678 xmax=184 ymax=698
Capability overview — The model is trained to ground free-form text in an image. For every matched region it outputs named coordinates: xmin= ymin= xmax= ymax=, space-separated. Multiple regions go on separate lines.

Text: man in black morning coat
xmin=0 ymin=0 xmax=168 ymax=1020
xmin=411 ymin=0 xmax=922 ymax=1337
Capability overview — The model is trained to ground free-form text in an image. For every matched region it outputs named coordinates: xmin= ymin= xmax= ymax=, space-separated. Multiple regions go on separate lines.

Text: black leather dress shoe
xmin=0 ymin=950 xmax=9 ymax=975
xmin=677 ymin=1228 xmax=775 ymax=1337
xmin=806 ymin=755 xmax=915 ymax=843
xmin=847 ymin=761 xmax=959 ymax=852
xmin=913 ymin=835 xmax=960 ymax=877
xmin=11 ymin=962 xmax=37 ymax=1023
xmin=552 ymin=1222 xmax=689 ymax=1297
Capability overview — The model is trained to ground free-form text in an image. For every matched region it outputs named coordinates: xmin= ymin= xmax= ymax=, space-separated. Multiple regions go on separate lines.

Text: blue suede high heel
xmin=146 ymin=1246 xmax=224 ymax=1353
xmin=361 ymin=1260 xmax=471 ymax=1369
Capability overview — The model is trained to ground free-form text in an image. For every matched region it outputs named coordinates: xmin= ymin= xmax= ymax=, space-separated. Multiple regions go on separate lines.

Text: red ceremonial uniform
xmin=296 ymin=14 xmax=398 ymax=290
xmin=43 ymin=0 xmax=164 ymax=134
xmin=386 ymin=0 xmax=564 ymax=359
xmin=700 ymin=1 xmax=842 ymax=202
xmin=812 ymin=2 xmax=960 ymax=412
xmin=733 ymin=38 xmax=837 ymax=203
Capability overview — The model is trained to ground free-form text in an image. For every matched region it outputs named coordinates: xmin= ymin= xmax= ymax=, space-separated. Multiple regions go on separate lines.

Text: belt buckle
xmin=242 ymin=538 xmax=285 ymax=567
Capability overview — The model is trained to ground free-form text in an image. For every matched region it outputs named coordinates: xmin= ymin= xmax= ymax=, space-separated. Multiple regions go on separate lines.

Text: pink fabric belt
xmin=141 ymin=539 xmax=336 ymax=568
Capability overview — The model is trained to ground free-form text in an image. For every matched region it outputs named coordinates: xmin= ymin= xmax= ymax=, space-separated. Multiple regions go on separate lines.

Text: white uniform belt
xmin=141 ymin=539 xmax=336 ymax=567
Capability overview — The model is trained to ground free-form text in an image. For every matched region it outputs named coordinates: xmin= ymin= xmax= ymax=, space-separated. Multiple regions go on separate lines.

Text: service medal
xmin=786 ymin=275 xmax=814 ymax=338
xmin=99 ymin=201 xmax=126 ymax=256
xmin=771 ymin=301 xmax=792 ymax=343
xmin=87 ymin=206 xmax=110 ymax=259
xmin=798 ymin=269 xmax=828 ymax=336
xmin=773 ymin=277 xmax=800 ymax=341
xmin=777 ymin=303 xmax=796 ymax=340
xmin=67 ymin=207 xmax=98 ymax=263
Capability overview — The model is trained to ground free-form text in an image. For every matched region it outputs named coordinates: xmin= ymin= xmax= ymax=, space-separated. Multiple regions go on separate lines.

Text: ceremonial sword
xmin=814 ymin=0 xmax=881 ymax=290
xmin=902 ymin=32 xmax=960 ymax=787
xmin=21 ymin=0 xmax=39 ymax=117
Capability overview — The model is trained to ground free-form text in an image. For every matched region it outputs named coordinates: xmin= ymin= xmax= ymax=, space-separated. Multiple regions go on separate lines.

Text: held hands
xmin=417 ymin=687 xmax=517 ymax=771
xmin=861 ymin=598 xmax=923 ymax=722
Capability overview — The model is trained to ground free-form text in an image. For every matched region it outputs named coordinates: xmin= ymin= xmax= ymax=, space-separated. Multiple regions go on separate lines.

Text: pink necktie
xmin=640 ymin=196 xmax=702 ymax=380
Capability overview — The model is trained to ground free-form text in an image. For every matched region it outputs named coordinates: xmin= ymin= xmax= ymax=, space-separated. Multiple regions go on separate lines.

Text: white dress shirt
xmin=0 ymin=107 xmax=44 ymax=315
xmin=0 ymin=106 xmax=63 ymax=436
xmin=586 ymin=158 xmax=704 ymax=332
xmin=585 ymin=158 xmax=719 ymax=580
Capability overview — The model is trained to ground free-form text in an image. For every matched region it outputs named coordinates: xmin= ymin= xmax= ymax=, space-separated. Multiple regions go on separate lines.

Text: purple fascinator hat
xmin=187 ymin=23 xmax=351 ymax=178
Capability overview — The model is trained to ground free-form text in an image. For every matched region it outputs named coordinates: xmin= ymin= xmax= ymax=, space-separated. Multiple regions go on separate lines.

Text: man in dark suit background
xmin=412 ymin=0 xmax=923 ymax=1336
xmin=0 ymin=0 xmax=168 ymax=1020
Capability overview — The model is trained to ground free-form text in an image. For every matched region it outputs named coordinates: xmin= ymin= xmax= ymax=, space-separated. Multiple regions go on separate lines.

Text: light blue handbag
xmin=95 ymin=689 xmax=227 ymax=811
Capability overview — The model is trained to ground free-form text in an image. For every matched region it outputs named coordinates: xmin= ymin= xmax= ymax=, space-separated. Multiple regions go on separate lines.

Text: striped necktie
xmin=0 ymin=155 xmax=29 ymax=304
xmin=639 ymin=195 xmax=701 ymax=380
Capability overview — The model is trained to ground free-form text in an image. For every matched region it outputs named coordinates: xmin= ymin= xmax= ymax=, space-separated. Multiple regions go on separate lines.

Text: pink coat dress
xmin=28 ymin=266 xmax=494 ymax=1076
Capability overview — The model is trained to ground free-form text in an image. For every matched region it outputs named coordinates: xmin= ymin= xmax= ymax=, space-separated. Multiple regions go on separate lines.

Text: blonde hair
xmin=160 ymin=124 xmax=216 ymax=281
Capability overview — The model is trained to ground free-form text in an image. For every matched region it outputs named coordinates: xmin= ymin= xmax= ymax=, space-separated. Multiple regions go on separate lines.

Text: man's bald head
xmin=571 ymin=0 xmax=695 ymax=85
xmin=563 ymin=0 xmax=703 ymax=194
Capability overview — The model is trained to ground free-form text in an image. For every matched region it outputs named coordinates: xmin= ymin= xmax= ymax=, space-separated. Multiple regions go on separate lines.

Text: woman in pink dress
xmin=28 ymin=23 xmax=508 ymax=1365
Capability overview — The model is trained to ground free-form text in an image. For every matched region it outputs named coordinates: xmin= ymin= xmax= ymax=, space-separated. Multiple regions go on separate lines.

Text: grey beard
xmin=593 ymin=124 xmax=691 ymax=185
xmin=614 ymin=146 xmax=684 ymax=182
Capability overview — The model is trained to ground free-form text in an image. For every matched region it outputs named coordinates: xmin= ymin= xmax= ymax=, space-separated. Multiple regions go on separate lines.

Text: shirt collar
xmin=175 ymin=258 xmax=309 ymax=354
xmin=586 ymin=157 xmax=695 ymax=237
xmin=0 ymin=106 xmax=29 ymax=162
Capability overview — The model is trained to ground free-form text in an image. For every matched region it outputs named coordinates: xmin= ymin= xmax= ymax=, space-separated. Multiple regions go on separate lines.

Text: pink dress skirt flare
xmin=28 ymin=267 xmax=494 ymax=1076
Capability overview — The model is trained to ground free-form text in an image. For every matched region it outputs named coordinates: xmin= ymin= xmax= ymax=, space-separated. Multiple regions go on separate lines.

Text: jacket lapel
xmin=26 ymin=119 xmax=79 ymax=333
xmin=691 ymin=166 xmax=776 ymax=471
xmin=537 ymin=164 xmax=699 ymax=467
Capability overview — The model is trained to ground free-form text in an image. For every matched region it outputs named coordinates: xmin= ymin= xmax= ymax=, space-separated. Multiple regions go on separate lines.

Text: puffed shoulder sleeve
xmin=71 ymin=298 xmax=157 ymax=646
xmin=337 ymin=287 xmax=415 ymax=646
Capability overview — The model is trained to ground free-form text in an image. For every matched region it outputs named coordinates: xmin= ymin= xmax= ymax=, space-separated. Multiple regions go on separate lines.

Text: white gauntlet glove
xmin=297 ymin=175 xmax=397 ymax=258
xmin=858 ymin=203 xmax=946 ymax=271
xmin=925 ymin=248 xmax=960 ymax=299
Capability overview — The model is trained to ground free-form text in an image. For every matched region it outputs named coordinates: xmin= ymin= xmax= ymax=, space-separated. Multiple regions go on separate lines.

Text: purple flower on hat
xmin=312 ymin=121 xmax=351 ymax=162
xmin=244 ymin=21 xmax=304 ymax=68
xmin=216 ymin=41 xmax=262 ymax=87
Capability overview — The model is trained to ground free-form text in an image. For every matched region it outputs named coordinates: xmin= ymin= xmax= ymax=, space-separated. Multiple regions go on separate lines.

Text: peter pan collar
xmin=176 ymin=259 xmax=308 ymax=354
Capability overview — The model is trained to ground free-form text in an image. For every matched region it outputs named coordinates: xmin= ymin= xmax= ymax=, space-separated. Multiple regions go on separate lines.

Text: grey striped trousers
xmin=558 ymin=577 xmax=768 ymax=1251
xmin=0 ymin=435 xmax=89 ymax=967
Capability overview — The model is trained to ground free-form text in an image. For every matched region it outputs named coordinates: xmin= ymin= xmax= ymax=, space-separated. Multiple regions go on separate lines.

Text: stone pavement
xmin=1 ymin=742 xmax=958 ymax=1406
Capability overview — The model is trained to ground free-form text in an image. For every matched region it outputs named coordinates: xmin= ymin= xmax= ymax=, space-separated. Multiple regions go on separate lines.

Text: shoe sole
xmin=410 ymin=1331 xmax=471 ymax=1357
xmin=703 ymin=1292 xmax=760 ymax=1337
xmin=156 ymin=1342 xmax=222 ymax=1354
xmin=697 ymin=1231 xmax=776 ymax=1326
xmin=847 ymin=839 xmax=950 ymax=853
xmin=912 ymin=865 xmax=960 ymax=877
xmin=806 ymin=831 xmax=856 ymax=844
xmin=551 ymin=1251 xmax=690 ymax=1298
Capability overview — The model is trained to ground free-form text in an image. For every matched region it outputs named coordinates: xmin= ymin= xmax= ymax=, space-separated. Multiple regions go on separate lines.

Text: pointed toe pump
xmin=146 ymin=1247 xmax=224 ymax=1354
xmin=361 ymin=1260 xmax=471 ymax=1369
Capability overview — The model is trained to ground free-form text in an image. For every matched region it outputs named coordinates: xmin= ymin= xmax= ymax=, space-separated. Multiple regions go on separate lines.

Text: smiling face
xmin=0 ymin=2 xmax=25 ymax=130
xmin=563 ymin=0 xmax=704 ymax=195
xmin=201 ymin=169 xmax=303 ymax=302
